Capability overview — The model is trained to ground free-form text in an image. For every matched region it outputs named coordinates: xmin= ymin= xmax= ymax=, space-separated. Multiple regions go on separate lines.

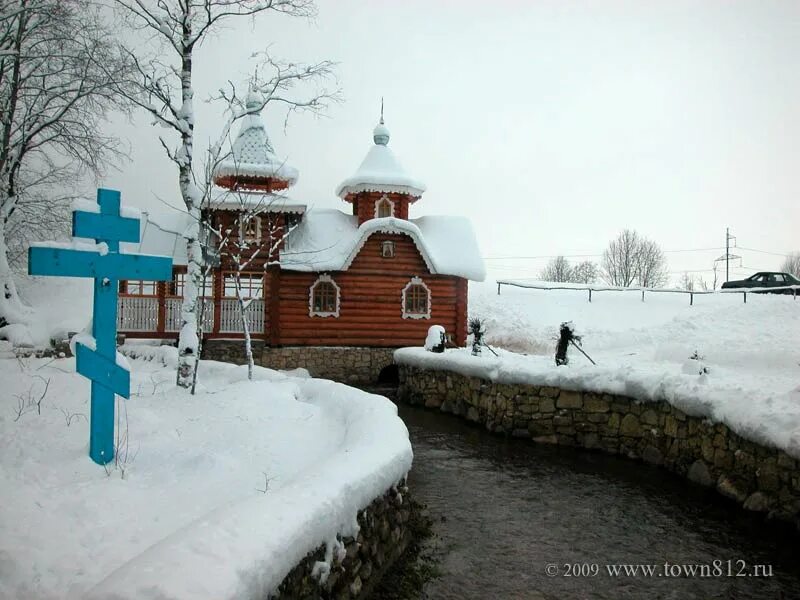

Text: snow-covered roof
xmin=213 ymin=91 xmax=299 ymax=185
xmin=335 ymin=120 xmax=426 ymax=199
xmin=204 ymin=186 xmax=306 ymax=214
xmin=279 ymin=209 xmax=485 ymax=281
xmin=121 ymin=210 xmax=190 ymax=266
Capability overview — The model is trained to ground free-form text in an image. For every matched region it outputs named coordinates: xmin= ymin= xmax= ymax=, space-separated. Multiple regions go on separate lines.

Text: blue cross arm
xmin=28 ymin=246 xmax=173 ymax=281
xmin=75 ymin=342 xmax=130 ymax=397
xmin=73 ymin=210 xmax=140 ymax=244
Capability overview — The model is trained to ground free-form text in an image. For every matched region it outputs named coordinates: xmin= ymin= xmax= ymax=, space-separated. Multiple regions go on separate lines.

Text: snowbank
xmin=0 ymin=355 xmax=412 ymax=600
xmin=397 ymin=281 xmax=800 ymax=458
xmin=469 ymin=280 xmax=800 ymax=390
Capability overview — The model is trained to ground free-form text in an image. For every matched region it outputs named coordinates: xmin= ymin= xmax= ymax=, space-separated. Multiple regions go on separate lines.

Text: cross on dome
xmin=336 ymin=102 xmax=425 ymax=200
xmin=373 ymin=98 xmax=390 ymax=146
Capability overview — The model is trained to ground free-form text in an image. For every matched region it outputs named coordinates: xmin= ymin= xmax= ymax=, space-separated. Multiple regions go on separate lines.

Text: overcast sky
xmin=103 ymin=0 xmax=800 ymax=284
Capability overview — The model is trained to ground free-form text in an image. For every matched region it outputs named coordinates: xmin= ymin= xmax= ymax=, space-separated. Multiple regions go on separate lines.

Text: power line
xmin=736 ymin=246 xmax=791 ymax=258
xmin=483 ymin=244 xmax=792 ymax=262
xmin=482 ymin=246 xmax=725 ymax=260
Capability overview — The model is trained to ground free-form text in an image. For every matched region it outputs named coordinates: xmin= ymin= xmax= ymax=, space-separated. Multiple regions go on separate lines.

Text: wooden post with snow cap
xmin=28 ymin=189 xmax=173 ymax=465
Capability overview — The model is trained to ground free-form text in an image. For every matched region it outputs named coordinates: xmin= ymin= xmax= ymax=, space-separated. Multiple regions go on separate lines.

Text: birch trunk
xmin=234 ymin=273 xmax=254 ymax=380
xmin=175 ymin=16 xmax=200 ymax=388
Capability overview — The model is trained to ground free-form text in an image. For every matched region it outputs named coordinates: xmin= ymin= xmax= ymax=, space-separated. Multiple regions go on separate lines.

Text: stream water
xmin=391 ymin=399 xmax=800 ymax=600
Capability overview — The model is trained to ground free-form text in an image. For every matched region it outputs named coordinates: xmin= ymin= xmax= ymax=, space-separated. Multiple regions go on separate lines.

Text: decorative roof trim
xmin=204 ymin=186 xmax=307 ymax=214
xmin=211 ymin=204 xmax=307 ymax=215
xmin=214 ymin=161 xmax=299 ymax=185
xmin=337 ymin=182 xmax=424 ymax=199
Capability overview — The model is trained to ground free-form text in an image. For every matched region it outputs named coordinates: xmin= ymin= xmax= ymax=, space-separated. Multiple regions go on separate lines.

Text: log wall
xmin=277 ymin=233 xmax=466 ymax=347
xmin=118 ymin=229 xmax=471 ymax=348
xmin=348 ymin=191 xmax=414 ymax=225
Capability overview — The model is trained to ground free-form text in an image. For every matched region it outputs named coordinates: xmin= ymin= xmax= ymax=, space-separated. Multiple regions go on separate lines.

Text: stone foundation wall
xmin=398 ymin=365 xmax=800 ymax=530
xmin=201 ymin=340 xmax=264 ymax=364
xmin=275 ymin=481 xmax=414 ymax=599
xmin=201 ymin=342 xmax=396 ymax=384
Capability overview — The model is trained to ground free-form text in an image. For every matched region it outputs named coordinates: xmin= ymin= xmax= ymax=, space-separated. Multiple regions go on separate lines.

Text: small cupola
xmin=336 ymin=104 xmax=426 ymax=225
xmin=213 ymin=90 xmax=299 ymax=193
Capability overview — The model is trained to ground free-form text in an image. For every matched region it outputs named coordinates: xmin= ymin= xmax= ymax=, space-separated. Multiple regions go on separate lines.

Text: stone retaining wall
xmin=275 ymin=481 xmax=414 ymax=599
xmin=398 ymin=365 xmax=800 ymax=530
xmin=202 ymin=341 xmax=396 ymax=385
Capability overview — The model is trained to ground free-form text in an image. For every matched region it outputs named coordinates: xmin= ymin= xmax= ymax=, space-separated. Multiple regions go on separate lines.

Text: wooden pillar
xmin=156 ymin=280 xmax=166 ymax=334
xmin=455 ymin=278 xmax=468 ymax=347
xmin=269 ymin=267 xmax=281 ymax=346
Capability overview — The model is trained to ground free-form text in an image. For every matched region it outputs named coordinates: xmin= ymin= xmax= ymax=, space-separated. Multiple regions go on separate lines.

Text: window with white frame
xmin=223 ymin=272 xmax=263 ymax=299
xmin=125 ymin=280 xmax=157 ymax=296
xmin=309 ymin=274 xmax=341 ymax=318
xmin=401 ymin=276 xmax=431 ymax=319
xmin=381 ymin=240 xmax=395 ymax=258
xmin=375 ymin=196 xmax=394 ymax=218
xmin=239 ymin=215 xmax=261 ymax=244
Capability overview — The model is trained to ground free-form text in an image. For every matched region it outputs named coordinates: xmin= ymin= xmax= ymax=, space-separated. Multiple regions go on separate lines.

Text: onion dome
xmin=213 ymin=89 xmax=299 ymax=191
xmin=335 ymin=115 xmax=425 ymax=200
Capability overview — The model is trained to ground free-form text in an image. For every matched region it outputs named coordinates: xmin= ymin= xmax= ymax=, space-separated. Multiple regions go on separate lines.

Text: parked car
xmin=721 ymin=272 xmax=800 ymax=293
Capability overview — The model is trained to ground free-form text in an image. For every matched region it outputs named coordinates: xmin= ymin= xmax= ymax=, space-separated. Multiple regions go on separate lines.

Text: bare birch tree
xmin=571 ymin=260 xmax=599 ymax=284
xmin=540 ymin=256 xmax=599 ymax=284
xmin=678 ymin=272 xmax=696 ymax=291
xmin=197 ymin=73 xmax=333 ymax=381
xmin=781 ymin=252 xmax=800 ymax=278
xmin=602 ymin=229 xmax=668 ymax=288
xmin=636 ymin=237 xmax=668 ymax=288
xmin=204 ymin=190 xmax=297 ymax=380
xmin=540 ymin=256 xmax=572 ymax=282
xmin=0 ymin=0 xmax=130 ymax=340
xmin=112 ymin=0 xmax=333 ymax=387
xmin=601 ymin=229 xmax=641 ymax=287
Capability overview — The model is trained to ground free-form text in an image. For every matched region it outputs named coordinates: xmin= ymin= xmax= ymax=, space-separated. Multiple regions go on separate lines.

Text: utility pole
xmin=715 ymin=228 xmax=741 ymax=283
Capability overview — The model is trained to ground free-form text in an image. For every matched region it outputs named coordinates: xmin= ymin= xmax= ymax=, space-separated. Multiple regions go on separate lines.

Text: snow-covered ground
xmin=397 ymin=279 xmax=800 ymax=457
xmin=0 ymin=348 xmax=412 ymax=600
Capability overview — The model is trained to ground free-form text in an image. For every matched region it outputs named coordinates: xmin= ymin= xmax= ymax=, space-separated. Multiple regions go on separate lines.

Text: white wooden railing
xmin=165 ymin=297 xmax=214 ymax=333
xmin=118 ymin=296 xmax=265 ymax=334
xmin=117 ymin=296 xmax=158 ymax=331
xmin=219 ymin=298 xmax=265 ymax=334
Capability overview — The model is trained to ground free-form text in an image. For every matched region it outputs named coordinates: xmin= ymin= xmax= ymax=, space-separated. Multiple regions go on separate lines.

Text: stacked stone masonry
xmin=201 ymin=342 xmax=395 ymax=385
xmin=398 ymin=365 xmax=800 ymax=530
xmin=274 ymin=482 xmax=413 ymax=600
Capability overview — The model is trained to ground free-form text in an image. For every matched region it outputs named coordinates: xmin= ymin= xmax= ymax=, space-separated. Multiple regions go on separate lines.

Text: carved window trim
xmin=401 ymin=276 xmax=431 ymax=319
xmin=239 ymin=215 xmax=262 ymax=244
xmin=309 ymin=274 xmax=341 ymax=318
xmin=375 ymin=195 xmax=394 ymax=219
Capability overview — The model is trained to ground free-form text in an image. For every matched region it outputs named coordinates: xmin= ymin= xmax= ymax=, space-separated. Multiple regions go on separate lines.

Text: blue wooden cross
xmin=28 ymin=189 xmax=173 ymax=465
